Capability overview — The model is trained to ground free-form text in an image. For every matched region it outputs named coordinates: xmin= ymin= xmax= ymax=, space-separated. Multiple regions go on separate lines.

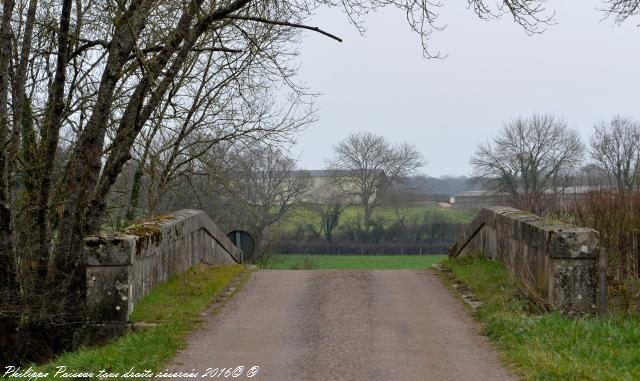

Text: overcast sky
xmin=290 ymin=1 xmax=640 ymax=177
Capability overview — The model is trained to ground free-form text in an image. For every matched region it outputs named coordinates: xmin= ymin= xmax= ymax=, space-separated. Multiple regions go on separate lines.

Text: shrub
xmin=271 ymin=241 xmax=450 ymax=255
xmin=557 ymin=189 xmax=640 ymax=280
xmin=554 ymin=189 xmax=640 ymax=313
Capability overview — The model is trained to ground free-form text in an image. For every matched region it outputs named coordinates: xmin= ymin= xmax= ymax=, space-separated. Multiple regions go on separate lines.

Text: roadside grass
xmin=277 ymin=202 xmax=475 ymax=233
xmin=36 ymin=264 xmax=246 ymax=378
xmin=443 ymin=256 xmax=640 ymax=381
xmin=261 ymin=254 xmax=447 ymax=270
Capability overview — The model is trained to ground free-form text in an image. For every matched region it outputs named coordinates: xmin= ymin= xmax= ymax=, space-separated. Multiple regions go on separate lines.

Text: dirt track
xmin=167 ymin=270 xmax=515 ymax=381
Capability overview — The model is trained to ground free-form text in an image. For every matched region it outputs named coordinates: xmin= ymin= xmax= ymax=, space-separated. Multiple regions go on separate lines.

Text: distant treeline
xmin=273 ymin=242 xmax=451 ymax=255
xmin=275 ymin=215 xmax=465 ymax=255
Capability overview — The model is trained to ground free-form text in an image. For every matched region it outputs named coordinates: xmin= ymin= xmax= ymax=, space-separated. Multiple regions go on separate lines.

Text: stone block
xmin=84 ymin=235 xmax=137 ymax=266
xmin=547 ymin=228 xmax=598 ymax=259
xmin=86 ymin=265 xmax=132 ymax=322
xmin=549 ymin=258 xmax=597 ymax=314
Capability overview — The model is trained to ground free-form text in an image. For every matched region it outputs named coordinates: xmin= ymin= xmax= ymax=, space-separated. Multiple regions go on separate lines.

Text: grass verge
xmin=261 ymin=254 xmax=447 ymax=270
xmin=35 ymin=264 xmax=246 ymax=379
xmin=441 ymin=255 xmax=640 ymax=381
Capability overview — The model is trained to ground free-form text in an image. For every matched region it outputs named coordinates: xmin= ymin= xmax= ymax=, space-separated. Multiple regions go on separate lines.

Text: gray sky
xmin=291 ymin=1 xmax=640 ymax=177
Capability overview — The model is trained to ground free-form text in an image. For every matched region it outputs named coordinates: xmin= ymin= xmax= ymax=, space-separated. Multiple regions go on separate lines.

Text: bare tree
xmin=602 ymin=0 xmax=640 ymax=23
xmin=385 ymin=185 xmax=418 ymax=231
xmin=311 ymin=188 xmax=349 ymax=241
xmin=471 ymin=114 xmax=584 ymax=214
xmin=328 ymin=132 xmax=424 ymax=227
xmin=224 ymin=146 xmax=310 ymax=260
xmin=590 ymin=116 xmax=640 ymax=192
xmin=578 ymin=163 xmax=609 ymax=187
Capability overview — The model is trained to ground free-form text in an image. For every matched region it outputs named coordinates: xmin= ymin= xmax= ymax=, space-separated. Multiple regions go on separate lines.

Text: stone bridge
xmin=76 ymin=207 xmax=602 ymax=380
xmin=450 ymin=206 xmax=599 ymax=314
xmin=83 ymin=206 xmax=601 ymax=330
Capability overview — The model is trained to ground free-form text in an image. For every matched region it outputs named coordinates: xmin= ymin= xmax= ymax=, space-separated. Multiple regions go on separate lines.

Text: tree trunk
xmin=83 ymin=0 xmax=205 ymax=232
xmin=85 ymin=0 xmax=256 ymax=229
xmin=11 ymin=0 xmax=39 ymax=284
xmin=364 ymin=203 xmax=373 ymax=227
xmin=11 ymin=0 xmax=38 ymax=138
xmin=0 ymin=0 xmax=16 ymax=287
xmin=51 ymin=0 xmax=152 ymax=284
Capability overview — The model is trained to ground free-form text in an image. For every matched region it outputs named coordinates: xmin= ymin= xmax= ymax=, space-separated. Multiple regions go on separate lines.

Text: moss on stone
xmin=122 ymin=214 xmax=175 ymax=237
xmin=124 ymin=223 xmax=164 ymax=256
xmin=124 ymin=224 xmax=161 ymax=237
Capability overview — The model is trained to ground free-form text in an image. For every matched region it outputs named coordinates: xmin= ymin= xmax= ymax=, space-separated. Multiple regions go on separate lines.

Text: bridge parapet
xmin=450 ymin=206 xmax=598 ymax=314
xmin=84 ymin=209 xmax=241 ymax=325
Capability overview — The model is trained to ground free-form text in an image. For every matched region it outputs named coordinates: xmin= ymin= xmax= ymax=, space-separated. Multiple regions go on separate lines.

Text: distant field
xmin=262 ymin=254 xmax=448 ymax=270
xmin=276 ymin=202 xmax=475 ymax=234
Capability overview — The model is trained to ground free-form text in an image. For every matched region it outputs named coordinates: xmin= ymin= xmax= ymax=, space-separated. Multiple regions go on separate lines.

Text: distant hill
xmin=298 ymin=171 xmax=491 ymax=197
xmin=405 ymin=176 xmax=490 ymax=196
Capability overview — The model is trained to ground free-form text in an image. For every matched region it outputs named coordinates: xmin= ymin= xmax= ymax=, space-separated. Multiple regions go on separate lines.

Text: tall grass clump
xmin=556 ymin=189 xmax=640 ymax=312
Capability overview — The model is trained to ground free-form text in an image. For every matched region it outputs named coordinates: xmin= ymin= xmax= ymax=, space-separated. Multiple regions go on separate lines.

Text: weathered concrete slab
xmin=450 ymin=206 xmax=598 ymax=314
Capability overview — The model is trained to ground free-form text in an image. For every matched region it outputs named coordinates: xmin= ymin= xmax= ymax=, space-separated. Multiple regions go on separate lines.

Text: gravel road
xmin=166 ymin=270 xmax=515 ymax=381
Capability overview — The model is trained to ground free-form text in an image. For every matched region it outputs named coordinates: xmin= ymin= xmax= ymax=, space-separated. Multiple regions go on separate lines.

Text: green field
xmin=261 ymin=254 xmax=447 ymax=270
xmin=276 ymin=202 xmax=475 ymax=234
